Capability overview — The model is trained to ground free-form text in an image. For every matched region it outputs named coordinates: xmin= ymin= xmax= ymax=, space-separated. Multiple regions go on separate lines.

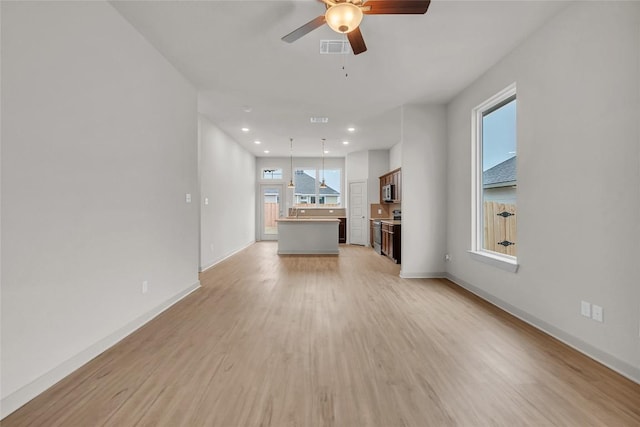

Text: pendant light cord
xmin=320 ymin=139 xmax=327 ymax=188
xmin=288 ymin=138 xmax=295 ymax=188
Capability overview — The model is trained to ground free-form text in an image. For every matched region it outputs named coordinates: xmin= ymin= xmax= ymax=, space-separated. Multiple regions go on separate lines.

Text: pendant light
xmin=287 ymin=138 xmax=295 ymax=189
xmin=319 ymin=138 xmax=327 ymax=189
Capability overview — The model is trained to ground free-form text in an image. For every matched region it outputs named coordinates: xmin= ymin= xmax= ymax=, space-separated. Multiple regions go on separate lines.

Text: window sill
xmin=467 ymin=250 xmax=519 ymax=273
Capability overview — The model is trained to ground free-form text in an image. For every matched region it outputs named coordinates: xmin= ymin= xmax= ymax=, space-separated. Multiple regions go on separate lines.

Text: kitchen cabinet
xmin=381 ymin=221 xmax=401 ymax=264
xmin=338 ymin=218 xmax=347 ymax=244
xmin=379 ymin=168 xmax=402 ymax=203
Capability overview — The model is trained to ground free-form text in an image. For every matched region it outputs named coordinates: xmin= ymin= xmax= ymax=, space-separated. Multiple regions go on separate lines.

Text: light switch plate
xmin=592 ymin=305 xmax=603 ymax=322
xmin=581 ymin=301 xmax=591 ymax=318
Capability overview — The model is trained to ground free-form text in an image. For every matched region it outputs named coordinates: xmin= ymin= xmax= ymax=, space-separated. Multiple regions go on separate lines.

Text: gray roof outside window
xmin=483 ymin=156 xmax=516 ymax=188
xmin=294 ymin=170 xmax=339 ymax=195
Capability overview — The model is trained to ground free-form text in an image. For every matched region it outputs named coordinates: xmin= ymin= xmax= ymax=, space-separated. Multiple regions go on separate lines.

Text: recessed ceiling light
xmin=264 ymin=150 xmax=270 ymax=154
xmin=254 ymin=140 xmax=261 ymax=144
xmin=342 ymin=141 xmax=349 ymax=145
xmin=347 ymin=127 xmax=355 ymax=132
xmin=241 ymin=127 xmax=250 ymax=132
xmin=324 ymin=150 xmax=329 ymax=154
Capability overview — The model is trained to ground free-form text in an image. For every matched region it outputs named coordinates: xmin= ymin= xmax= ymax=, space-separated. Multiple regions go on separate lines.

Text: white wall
xmin=346 ymin=149 xmax=390 ymax=206
xmin=346 ymin=150 xmax=368 ymax=183
xmin=400 ymin=105 xmax=448 ymax=278
xmin=389 ymin=143 xmax=402 ymax=170
xmin=199 ymin=116 xmax=256 ymax=271
xmin=368 ymin=150 xmax=390 ymax=204
xmin=446 ymin=1 xmax=640 ymax=381
xmin=1 ymin=1 xmax=199 ymax=417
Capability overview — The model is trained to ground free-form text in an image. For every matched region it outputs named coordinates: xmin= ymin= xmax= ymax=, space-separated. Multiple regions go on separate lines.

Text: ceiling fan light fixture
xmin=325 ymin=3 xmax=363 ymax=34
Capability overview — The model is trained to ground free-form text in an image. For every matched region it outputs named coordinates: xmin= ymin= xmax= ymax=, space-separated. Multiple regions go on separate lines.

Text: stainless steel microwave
xmin=382 ymin=184 xmax=394 ymax=202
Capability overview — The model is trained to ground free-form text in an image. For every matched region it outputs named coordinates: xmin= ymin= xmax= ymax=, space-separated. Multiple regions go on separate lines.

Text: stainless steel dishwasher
xmin=373 ymin=219 xmax=382 ymax=254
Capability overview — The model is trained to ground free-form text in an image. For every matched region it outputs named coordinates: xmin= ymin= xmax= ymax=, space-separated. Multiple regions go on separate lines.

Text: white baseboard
xmin=399 ymin=271 xmax=446 ymax=279
xmin=199 ymin=240 xmax=255 ymax=273
xmin=444 ymin=273 xmax=640 ymax=385
xmin=0 ymin=281 xmax=201 ymax=420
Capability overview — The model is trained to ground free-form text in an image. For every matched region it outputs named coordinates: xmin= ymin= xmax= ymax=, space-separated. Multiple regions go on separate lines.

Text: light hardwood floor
xmin=4 ymin=243 xmax=640 ymax=426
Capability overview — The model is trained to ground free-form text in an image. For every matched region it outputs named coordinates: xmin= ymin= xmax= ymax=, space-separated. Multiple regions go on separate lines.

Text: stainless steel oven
xmin=373 ymin=220 xmax=382 ymax=254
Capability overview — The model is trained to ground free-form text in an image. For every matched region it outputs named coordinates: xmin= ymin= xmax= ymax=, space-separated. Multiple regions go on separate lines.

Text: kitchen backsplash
xmin=370 ymin=203 xmax=401 ymax=219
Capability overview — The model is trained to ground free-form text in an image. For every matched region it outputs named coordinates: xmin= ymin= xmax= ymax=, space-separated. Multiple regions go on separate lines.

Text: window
xmin=262 ymin=168 xmax=283 ymax=180
xmin=471 ymin=84 xmax=518 ymax=271
xmin=293 ymin=168 xmax=342 ymax=207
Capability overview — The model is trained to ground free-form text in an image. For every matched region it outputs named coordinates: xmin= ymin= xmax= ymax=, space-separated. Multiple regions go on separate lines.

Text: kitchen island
xmin=276 ymin=218 xmax=340 ymax=255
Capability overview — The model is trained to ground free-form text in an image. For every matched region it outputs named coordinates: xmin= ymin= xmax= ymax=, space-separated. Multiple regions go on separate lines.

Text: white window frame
xmin=469 ymin=83 xmax=519 ymax=273
xmin=292 ymin=167 xmax=343 ymax=208
xmin=260 ymin=168 xmax=284 ymax=180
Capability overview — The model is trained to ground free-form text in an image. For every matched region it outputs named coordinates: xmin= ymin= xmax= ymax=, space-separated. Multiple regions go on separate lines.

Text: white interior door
xmin=349 ymin=180 xmax=367 ymax=245
xmin=260 ymin=184 xmax=284 ymax=241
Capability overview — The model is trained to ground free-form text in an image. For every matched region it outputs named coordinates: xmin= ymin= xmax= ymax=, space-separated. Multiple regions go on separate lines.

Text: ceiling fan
xmin=281 ymin=0 xmax=431 ymax=55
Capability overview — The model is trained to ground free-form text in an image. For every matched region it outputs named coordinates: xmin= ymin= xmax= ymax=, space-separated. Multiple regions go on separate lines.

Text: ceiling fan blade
xmin=281 ymin=15 xmax=326 ymax=43
xmin=362 ymin=0 xmax=430 ymax=15
xmin=347 ymin=27 xmax=367 ymax=55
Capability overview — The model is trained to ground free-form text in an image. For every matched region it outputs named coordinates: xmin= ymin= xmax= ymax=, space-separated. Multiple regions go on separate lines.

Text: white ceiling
xmin=111 ymin=0 xmax=568 ymax=158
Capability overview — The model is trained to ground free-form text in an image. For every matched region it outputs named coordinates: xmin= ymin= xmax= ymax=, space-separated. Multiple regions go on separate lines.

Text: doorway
xmin=260 ymin=184 xmax=284 ymax=241
xmin=349 ymin=180 xmax=368 ymax=245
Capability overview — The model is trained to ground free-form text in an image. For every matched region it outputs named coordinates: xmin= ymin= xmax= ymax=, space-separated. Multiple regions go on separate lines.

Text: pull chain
xmin=342 ymin=34 xmax=349 ymax=78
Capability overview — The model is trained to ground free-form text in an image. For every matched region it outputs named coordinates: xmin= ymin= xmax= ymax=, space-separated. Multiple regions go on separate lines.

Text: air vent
xmin=320 ymin=40 xmax=351 ymax=54
xmin=310 ymin=117 xmax=329 ymax=123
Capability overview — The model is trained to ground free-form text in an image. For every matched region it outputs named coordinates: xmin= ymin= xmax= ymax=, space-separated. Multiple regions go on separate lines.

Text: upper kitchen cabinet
xmin=379 ymin=168 xmax=402 ymax=203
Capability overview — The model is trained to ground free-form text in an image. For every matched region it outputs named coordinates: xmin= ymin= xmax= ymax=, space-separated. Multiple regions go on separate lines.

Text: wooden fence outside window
xmin=264 ymin=202 xmax=279 ymax=228
xmin=484 ymin=201 xmax=517 ymax=256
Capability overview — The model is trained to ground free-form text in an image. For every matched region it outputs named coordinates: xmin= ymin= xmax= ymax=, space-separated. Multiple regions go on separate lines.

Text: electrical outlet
xmin=186 ymin=193 xmax=191 ymax=203
xmin=445 ymin=254 xmax=451 ymax=261
xmin=204 ymin=197 xmax=209 ymax=205
xmin=592 ymin=305 xmax=603 ymax=323
xmin=142 ymin=281 xmax=148 ymax=294
xmin=377 ymin=209 xmax=382 ymax=215
xmin=580 ymin=301 xmax=591 ymax=318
